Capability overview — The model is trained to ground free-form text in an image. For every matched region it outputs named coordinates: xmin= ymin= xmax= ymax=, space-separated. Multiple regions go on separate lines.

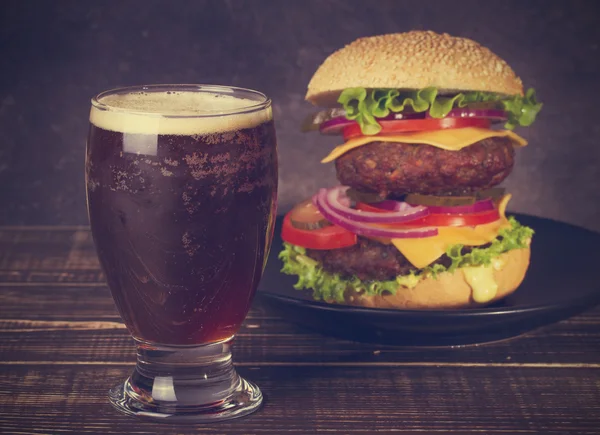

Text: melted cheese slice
xmin=321 ymin=128 xmax=528 ymax=163
xmin=390 ymin=195 xmax=513 ymax=269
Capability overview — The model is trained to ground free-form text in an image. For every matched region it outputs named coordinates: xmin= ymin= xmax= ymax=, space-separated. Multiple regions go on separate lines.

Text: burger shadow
xmin=235 ymin=315 xmax=531 ymax=393
xmin=257 ymin=290 xmax=528 ymax=347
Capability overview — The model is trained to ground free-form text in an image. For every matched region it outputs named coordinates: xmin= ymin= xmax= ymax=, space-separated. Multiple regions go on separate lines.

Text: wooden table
xmin=1 ymin=226 xmax=600 ymax=434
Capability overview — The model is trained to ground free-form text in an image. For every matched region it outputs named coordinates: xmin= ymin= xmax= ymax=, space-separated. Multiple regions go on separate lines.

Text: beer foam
xmin=90 ymin=90 xmax=272 ymax=135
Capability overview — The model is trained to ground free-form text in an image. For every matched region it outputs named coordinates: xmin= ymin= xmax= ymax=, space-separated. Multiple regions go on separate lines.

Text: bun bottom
xmin=341 ymin=248 xmax=531 ymax=309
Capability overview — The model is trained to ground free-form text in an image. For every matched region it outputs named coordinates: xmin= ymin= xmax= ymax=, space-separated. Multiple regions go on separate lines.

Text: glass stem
xmin=109 ymin=337 xmax=262 ymax=420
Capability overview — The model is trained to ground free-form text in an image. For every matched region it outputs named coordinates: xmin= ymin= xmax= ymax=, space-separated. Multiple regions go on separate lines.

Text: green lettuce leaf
xmin=279 ymin=216 xmax=533 ymax=302
xmin=279 ymin=242 xmax=407 ymax=303
xmin=443 ymin=216 xmax=534 ymax=273
xmin=338 ymin=87 xmax=542 ymax=135
xmin=337 ymin=88 xmax=380 ymax=135
xmin=501 ymin=88 xmax=543 ymax=129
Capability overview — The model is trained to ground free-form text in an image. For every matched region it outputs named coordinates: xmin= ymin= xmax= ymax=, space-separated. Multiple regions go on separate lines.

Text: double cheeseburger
xmin=279 ymin=31 xmax=542 ymax=309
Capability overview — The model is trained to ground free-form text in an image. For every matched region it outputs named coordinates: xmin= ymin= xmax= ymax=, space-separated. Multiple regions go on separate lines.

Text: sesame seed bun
xmin=341 ymin=247 xmax=530 ymax=309
xmin=306 ymin=31 xmax=524 ymax=107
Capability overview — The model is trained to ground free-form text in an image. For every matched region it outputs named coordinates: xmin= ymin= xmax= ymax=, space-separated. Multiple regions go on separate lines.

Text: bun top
xmin=306 ymin=31 xmax=524 ymax=107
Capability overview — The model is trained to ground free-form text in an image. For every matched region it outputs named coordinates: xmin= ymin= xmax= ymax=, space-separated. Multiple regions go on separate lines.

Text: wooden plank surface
xmin=1 ymin=285 xmax=600 ymax=366
xmin=1 ymin=228 xmax=599 ymax=434
xmin=1 ymin=365 xmax=599 ymax=435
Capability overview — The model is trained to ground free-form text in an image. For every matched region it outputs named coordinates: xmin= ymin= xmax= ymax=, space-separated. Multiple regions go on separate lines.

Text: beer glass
xmin=85 ymin=85 xmax=278 ymax=421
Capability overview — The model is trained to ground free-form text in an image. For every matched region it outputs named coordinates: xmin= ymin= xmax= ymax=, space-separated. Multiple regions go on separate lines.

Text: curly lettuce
xmin=338 ymin=87 xmax=542 ymax=135
xmin=279 ymin=243 xmax=408 ymax=303
xmin=279 ymin=217 xmax=533 ymax=303
xmin=444 ymin=216 xmax=534 ymax=273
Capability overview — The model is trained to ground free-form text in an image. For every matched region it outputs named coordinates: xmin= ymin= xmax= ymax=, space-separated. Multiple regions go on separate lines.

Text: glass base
xmin=108 ymin=338 xmax=262 ymax=422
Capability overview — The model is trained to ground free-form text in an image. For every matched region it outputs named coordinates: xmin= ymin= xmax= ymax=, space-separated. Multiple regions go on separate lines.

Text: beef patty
xmin=335 ymin=137 xmax=515 ymax=196
xmin=306 ymin=237 xmax=484 ymax=281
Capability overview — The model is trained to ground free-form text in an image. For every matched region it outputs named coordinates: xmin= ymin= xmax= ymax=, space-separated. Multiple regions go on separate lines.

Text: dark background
xmin=1 ymin=0 xmax=599 ymax=231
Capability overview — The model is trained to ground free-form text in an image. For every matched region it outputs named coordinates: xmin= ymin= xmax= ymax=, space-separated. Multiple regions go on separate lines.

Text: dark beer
xmin=86 ymin=89 xmax=277 ymax=345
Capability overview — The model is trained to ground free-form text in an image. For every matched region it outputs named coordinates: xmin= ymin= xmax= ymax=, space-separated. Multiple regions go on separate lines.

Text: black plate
xmin=257 ymin=214 xmax=600 ymax=346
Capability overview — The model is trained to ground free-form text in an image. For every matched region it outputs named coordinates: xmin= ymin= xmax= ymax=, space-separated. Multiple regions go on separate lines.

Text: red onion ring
xmin=381 ymin=197 xmax=495 ymax=215
xmin=320 ymin=108 xmax=505 ymax=135
xmin=315 ymin=187 xmax=438 ymax=239
xmin=369 ymin=200 xmax=410 ymax=212
xmin=326 ymin=186 xmax=429 ymax=223
xmin=319 ymin=111 xmax=428 ymax=135
xmin=426 ymin=108 xmax=508 ymax=121
xmin=319 ymin=117 xmax=357 ymax=135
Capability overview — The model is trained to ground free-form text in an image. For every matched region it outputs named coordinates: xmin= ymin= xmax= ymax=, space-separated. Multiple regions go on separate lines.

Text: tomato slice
xmin=391 ymin=209 xmax=500 ymax=227
xmin=281 ymin=213 xmax=357 ymax=250
xmin=343 ymin=118 xmax=492 ymax=140
xmin=356 ymin=202 xmax=501 ymax=227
